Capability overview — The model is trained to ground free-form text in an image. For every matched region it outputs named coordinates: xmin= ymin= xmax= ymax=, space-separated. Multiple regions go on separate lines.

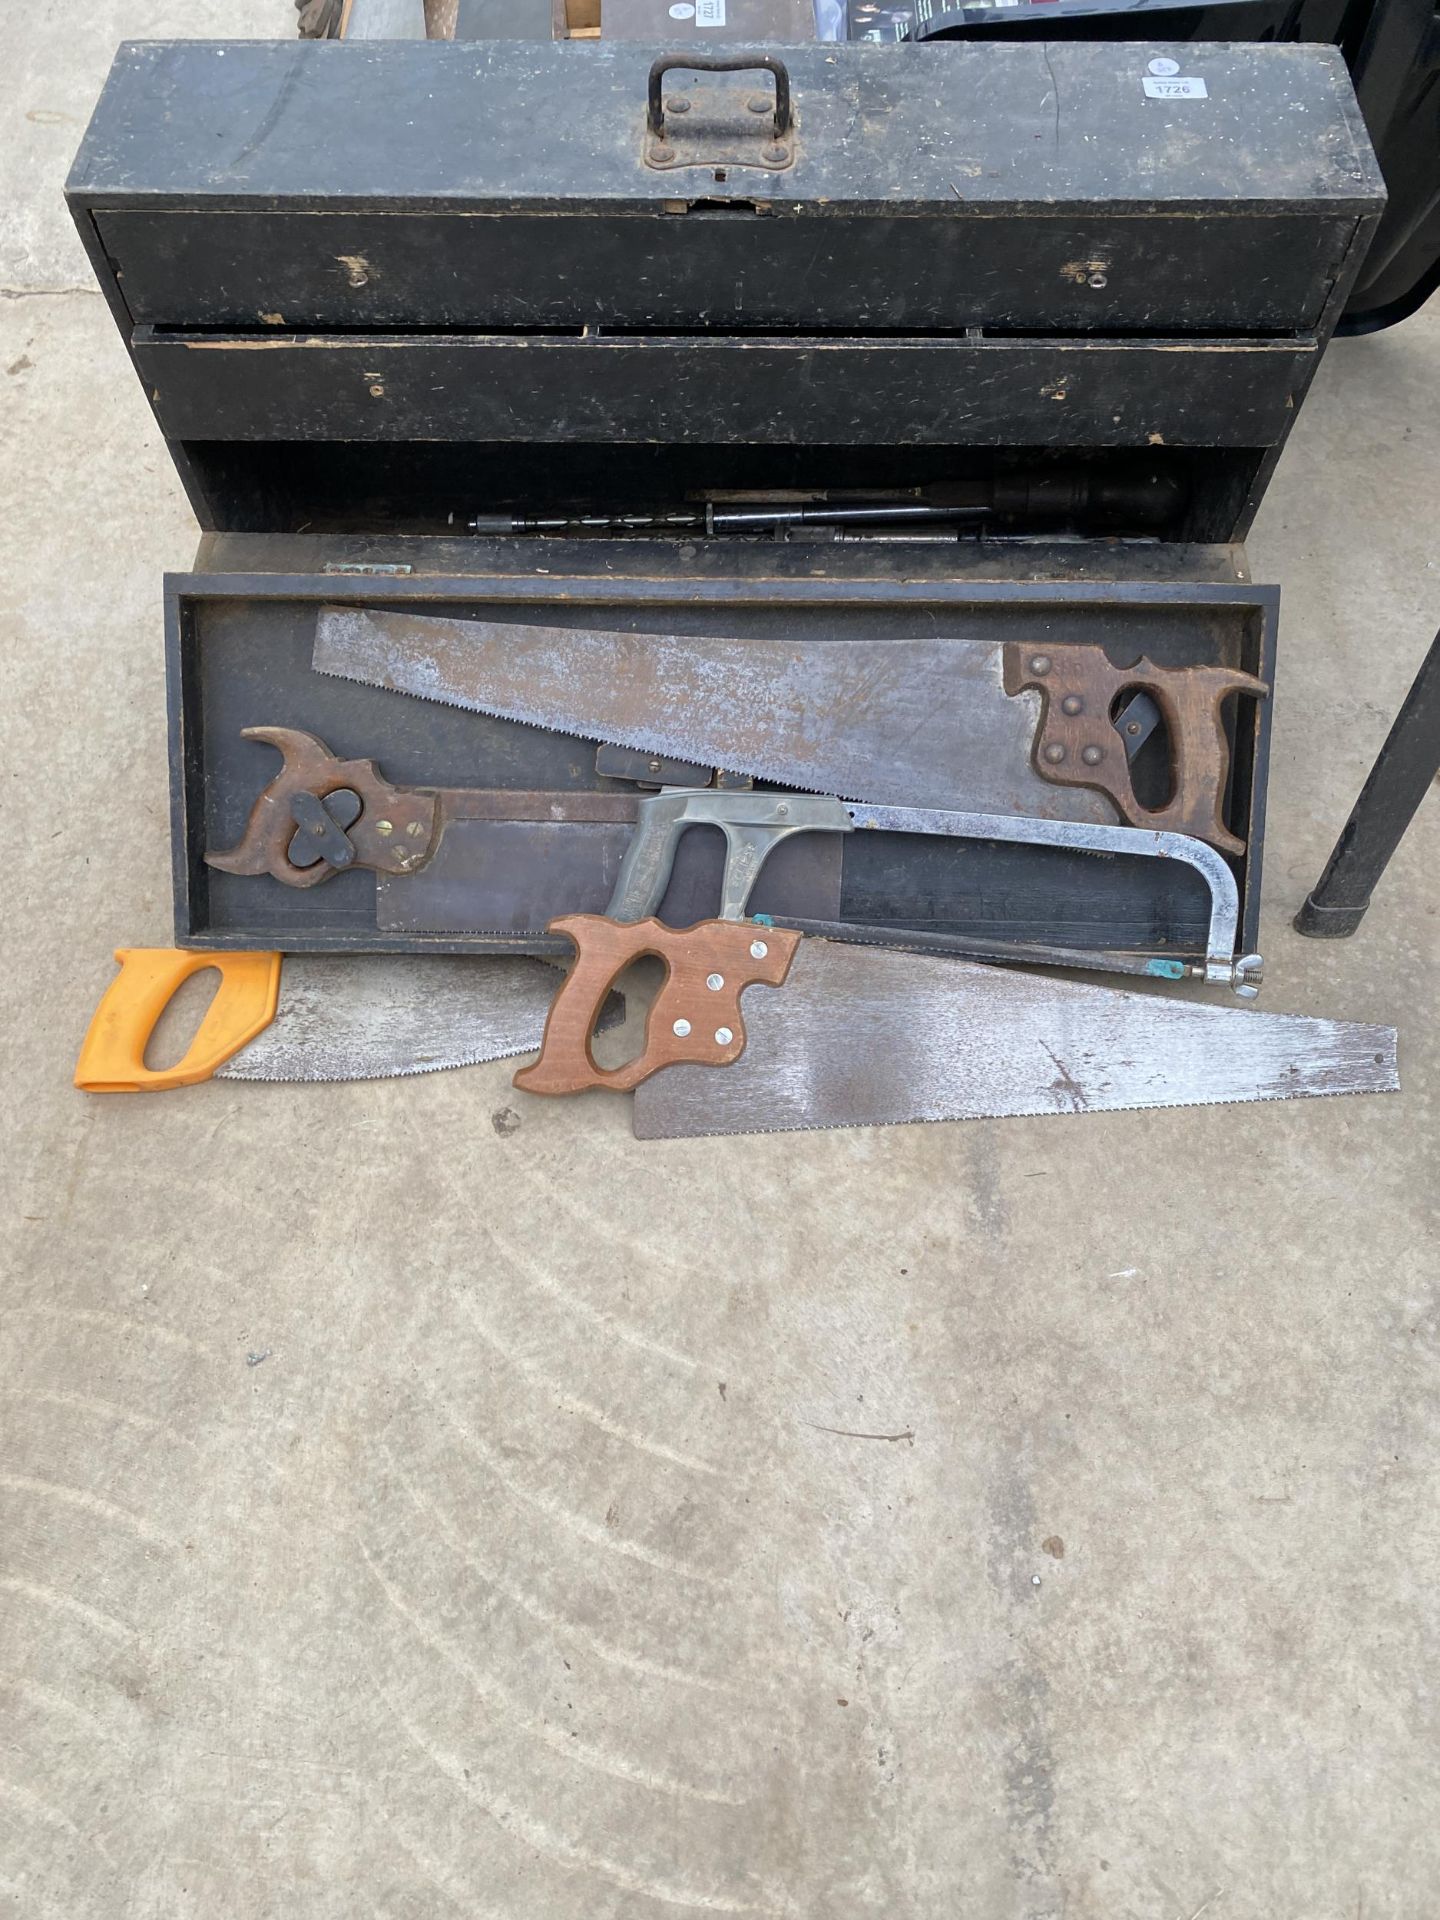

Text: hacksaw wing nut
xmin=514 ymin=915 xmax=802 ymax=1096
xmin=205 ymin=726 xmax=439 ymax=888
xmin=1002 ymin=645 xmax=1268 ymax=856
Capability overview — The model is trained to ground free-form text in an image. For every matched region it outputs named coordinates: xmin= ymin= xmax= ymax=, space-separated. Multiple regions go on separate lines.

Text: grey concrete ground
xmin=2 ymin=6 xmax=1438 ymax=1916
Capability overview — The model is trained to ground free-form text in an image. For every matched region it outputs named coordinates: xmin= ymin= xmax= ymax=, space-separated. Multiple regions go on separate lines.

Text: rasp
xmin=628 ymin=941 xmax=1399 ymax=1139
xmin=74 ymin=949 xmax=619 ymax=1093
xmin=312 ymin=606 xmax=1268 ymax=854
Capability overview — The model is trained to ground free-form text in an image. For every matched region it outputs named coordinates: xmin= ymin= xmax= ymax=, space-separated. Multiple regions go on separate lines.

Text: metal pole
xmin=1294 ymin=624 xmax=1440 ymax=938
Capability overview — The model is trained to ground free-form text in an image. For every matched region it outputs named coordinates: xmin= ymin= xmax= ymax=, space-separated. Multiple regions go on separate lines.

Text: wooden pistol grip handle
xmin=1143 ymin=661 xmax=1270 ymax=854
xmin=1004 ymin=644 xmax=1269 ymax=855
xmin=514 ymin=916 xmax=801 ymax=1097
xmin=205 ymin=727 xmax=437 ymax=887
xmin=74 ymin=949 xmax=282 ymax=1093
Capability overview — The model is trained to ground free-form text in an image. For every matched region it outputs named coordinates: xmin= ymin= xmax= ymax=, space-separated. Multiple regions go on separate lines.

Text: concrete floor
xmin=3 ymin=7 xmax=1438 ymax=1916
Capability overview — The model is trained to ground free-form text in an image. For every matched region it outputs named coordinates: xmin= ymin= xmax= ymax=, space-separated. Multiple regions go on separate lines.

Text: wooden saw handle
xmin=1002 ymin=644 xmax=1268 ymax=856
xmin=514 ymin=916 xmax=801 ymax=1097
xmin=205 ymin=727 xmax=438 ymax=888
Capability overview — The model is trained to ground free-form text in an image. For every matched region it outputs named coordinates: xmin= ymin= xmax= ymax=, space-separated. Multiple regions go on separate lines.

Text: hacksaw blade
xmin=631 ymin=942 xmax=1399 ymax=1138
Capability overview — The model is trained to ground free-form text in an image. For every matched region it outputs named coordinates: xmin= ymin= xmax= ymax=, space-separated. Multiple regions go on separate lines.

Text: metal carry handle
xmin=646 ymin=52 xmax=793 ymax=143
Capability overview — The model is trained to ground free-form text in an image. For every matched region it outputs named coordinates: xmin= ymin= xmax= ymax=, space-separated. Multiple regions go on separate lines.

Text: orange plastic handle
xmin=74 ymin=949 xmax=282 ymax=1093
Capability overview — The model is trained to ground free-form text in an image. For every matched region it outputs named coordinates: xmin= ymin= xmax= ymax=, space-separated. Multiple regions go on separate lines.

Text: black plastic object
xmin=1340 ymin=0 xmax=1440 ymax=330
xmin=1295 ymin=625 xmax=1440 ymax=938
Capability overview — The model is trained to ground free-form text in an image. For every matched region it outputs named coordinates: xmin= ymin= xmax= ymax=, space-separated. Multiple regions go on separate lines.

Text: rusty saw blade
xmin=219 ymin=956 xmax=619 ymax=1083
xmin=312 ymin=606 xmax=1234 ymax=835
xmin=631 ymin=942 xmax=1398 ymax=1138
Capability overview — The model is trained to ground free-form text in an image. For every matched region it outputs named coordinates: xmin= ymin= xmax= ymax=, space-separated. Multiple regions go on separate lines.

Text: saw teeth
xmin=312 ymin=655 xmax=859 ymax=805
xmin=224 ymin=1042 xmax=543 ymax=1083
xmin=636 ymin=1081 xmax=1399 ymax=1140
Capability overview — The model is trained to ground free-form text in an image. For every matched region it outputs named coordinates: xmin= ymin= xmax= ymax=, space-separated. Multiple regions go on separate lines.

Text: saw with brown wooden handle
xmin=313 ymin=606 xmax=1269 ymax=854
xmin=205 ymin=726 xmax=441 ymax=887
xmin=204 ymin=726 xmax=646 ymax=894
xmin=513 ymin=787 xmax=1264 ymax=1096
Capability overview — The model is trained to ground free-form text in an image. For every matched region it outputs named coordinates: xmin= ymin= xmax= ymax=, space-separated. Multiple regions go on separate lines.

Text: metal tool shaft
xmin=469 ymin=503 xmax=993 ymax=535
xmin=761 ymin=917 xmax=1194 ymax=983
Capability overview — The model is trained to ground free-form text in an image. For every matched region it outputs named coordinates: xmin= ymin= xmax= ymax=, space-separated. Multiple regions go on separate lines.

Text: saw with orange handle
xmin=74 ymin=950 xmax=618 ymax=1093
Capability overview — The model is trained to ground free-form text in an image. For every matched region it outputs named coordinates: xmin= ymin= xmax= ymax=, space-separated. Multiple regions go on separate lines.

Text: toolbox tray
xmin=170 ymin=535 xmax=1273 ymax=963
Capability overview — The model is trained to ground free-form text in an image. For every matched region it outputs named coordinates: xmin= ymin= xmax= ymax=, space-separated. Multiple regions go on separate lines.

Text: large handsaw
xmin=502 ymin=828 xmax=1394 ymax=1126
xmin=628 ymin=942 xmax=1399 ymax=1138
xmin=312 ymin=606 xmax=1268 ymax=855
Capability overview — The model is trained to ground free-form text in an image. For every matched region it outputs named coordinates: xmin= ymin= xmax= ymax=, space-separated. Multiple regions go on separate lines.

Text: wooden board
xmin=132 ymin=332 xmax=1313 ymax=450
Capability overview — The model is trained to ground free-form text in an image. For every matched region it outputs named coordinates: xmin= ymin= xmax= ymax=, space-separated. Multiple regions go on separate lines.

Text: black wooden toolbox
xmin=66 ymin=37 xmax=1383 ymax=963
